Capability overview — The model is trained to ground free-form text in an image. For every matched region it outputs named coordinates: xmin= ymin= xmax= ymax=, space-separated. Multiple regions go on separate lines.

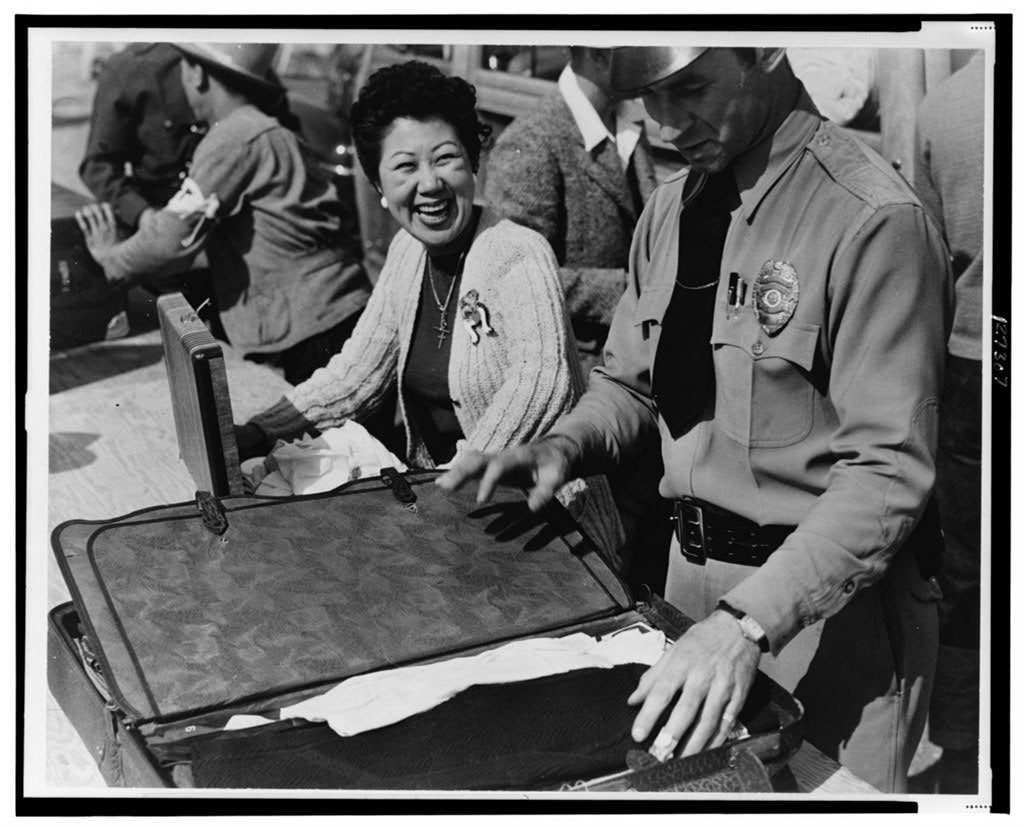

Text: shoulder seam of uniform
xmin=807 ymin=122 xmax=921 ymax=211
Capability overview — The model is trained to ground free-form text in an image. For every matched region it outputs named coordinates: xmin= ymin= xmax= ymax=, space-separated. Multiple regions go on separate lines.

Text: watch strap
xmin=717 ymin=600 xmax=770 ymax=652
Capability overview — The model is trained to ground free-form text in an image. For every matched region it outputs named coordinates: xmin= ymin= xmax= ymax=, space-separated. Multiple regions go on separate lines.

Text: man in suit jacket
xmin=484 ymin=46 xmax=666 ymax=593
xmin=484 ymin=47 xmax=659 ymax=375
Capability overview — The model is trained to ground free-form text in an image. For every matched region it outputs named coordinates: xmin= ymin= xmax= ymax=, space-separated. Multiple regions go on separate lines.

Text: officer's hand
xmin=435 ymin=438 xmax=575 ymax=512
xmin=629 ymin=610 xmax=761 ymax=760
xmin=75 ymin=202 xmax=122 ymax=280
xmin=234 ymin=423 xmax=270 ymax=462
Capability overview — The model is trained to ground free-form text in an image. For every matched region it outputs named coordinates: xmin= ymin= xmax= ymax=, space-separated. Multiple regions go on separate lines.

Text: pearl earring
xmin=380 ymin=195 xmax=388 ymax=209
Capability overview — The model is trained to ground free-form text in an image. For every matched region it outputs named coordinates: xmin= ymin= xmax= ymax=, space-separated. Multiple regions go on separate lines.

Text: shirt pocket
xmin=711 ymin=310 xmax=820 ymax=448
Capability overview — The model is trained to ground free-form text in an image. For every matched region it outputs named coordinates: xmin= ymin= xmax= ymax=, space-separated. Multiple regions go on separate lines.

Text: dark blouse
xmin=402 ymin=249 xmax=466 ymax=465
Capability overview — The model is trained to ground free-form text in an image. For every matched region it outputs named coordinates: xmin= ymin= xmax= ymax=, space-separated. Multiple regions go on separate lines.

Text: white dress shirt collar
xmin=557 ymin=64 xmax=645 ymax=170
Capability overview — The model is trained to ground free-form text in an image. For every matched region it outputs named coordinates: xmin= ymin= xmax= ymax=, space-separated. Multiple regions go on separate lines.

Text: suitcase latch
xmin=196 ymin=490 xmax=229 ymax=535
xmin=380 ymin=467 xmax=417 ymax=512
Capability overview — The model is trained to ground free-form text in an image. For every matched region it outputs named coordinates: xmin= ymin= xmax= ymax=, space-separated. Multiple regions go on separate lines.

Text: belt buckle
xmin=674 ymin=499 xmax=707 ymax=565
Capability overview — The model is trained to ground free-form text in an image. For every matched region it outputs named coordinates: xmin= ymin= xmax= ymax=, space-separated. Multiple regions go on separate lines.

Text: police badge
xmin=753 ymin=260 xmax=799 ymax=336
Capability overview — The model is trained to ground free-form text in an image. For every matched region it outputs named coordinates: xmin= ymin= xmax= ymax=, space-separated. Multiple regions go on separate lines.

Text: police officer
xmin=439 ymin=46 xmax=953 ymax=793
xmin=80 ymin=42 xmax=206 ymax=232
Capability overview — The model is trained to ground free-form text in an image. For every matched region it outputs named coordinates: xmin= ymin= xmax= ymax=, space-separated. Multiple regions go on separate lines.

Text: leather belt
xmin=672 ymin=497 xmax=795 ymax=567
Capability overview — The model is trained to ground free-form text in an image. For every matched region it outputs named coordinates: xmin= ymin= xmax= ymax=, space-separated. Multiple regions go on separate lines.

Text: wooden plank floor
xmin=44 ymin=329 xmax=292 ymax=788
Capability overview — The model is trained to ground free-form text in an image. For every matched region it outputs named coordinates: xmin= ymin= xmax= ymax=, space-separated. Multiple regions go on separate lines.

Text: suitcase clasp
xmin=380 ymin=467 xmax=417 ymax=512
xmin=195 ymin=490 xmax=229 ymax=535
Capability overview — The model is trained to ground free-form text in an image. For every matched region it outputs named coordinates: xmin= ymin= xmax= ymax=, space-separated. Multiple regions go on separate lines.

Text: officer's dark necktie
xmin=651 ymin=169 xmax=741 ymax=438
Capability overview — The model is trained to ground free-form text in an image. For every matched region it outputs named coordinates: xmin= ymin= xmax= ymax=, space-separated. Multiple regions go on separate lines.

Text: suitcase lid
xmin=51 ymin=471 xmax=632 ymax=725
xmin=156 ymin=292 xmax=244 ymax=497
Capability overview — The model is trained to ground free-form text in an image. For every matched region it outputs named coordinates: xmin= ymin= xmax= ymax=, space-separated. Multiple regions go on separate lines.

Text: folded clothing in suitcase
xmin=49 ymin=470 xmax=802 ymax=791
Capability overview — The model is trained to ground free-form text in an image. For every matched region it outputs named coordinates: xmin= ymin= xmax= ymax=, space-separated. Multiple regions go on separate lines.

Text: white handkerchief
xmin=245 ymin=421 xmax=408 ymax=496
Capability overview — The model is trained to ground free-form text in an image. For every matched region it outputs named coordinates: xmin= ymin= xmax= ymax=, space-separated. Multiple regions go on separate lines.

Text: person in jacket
xmin=439 ymin=46 xmax=953 ymax=793
xmin=79 ymin=42 xmax=206 ymax=233
xmin=913 ymin=51 xmax=985 ymax=794
xmin=484 ymin=46 xmax=667 ymax=593
xmin=75 ymin=42 xmax=371 ymax=384
xmin=236 ymin=60 xmax=625 ymax=568
xmin=484 ymin=46 xmax=658 ymax=375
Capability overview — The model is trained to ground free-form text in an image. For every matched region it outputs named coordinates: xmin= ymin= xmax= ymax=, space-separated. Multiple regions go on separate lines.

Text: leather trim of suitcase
xmin=52 ymin=598 xmax=803 ymax=789
xmin=48 ymin=603 xmax=173 ymax=787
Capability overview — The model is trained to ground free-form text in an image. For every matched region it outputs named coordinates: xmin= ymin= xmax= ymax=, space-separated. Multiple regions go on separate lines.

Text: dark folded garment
xmin=188 ymin=664 xmax=669 ymax=789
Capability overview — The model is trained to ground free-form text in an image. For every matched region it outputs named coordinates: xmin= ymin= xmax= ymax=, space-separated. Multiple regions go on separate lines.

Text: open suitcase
xmin=49 ymin=470 xmax=803 ymax=792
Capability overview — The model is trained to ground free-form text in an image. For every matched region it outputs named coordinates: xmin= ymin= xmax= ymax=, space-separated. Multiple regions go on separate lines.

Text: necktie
xmin=625 ymin=154 xmax=644 ymax=217
xmin=651 ymin=170 xmax=741 ymax=438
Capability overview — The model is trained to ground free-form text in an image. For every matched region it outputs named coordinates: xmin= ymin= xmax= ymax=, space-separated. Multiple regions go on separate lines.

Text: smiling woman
xmin=377 ymin=117 xmax=477 ymax=254
xmin=238 ymin=60 xmax=627 ymax=571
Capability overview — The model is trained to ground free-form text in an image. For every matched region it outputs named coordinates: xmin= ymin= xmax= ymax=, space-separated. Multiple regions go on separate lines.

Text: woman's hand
xmin=75 ymin=202 xmax=125 ymax=283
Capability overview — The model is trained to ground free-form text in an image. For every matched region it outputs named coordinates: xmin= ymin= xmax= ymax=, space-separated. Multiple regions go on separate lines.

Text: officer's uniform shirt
xmin=551 ymin=89 xmax=953 ymax=652
xmin=79 ymin=42 xmax=205 ymax=228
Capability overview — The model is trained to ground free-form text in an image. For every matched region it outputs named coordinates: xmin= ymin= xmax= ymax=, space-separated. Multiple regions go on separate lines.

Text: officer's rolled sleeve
xmin=722 ymin=204 xmax=953 ymax=652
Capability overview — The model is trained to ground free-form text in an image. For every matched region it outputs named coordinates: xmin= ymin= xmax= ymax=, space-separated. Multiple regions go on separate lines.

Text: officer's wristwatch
xmin=716 ymin=601 xmax=770 ymax=653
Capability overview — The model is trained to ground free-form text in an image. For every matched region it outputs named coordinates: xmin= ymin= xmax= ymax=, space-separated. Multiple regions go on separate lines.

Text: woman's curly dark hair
xmin=350 ymin=60 xmax=493 ymax=188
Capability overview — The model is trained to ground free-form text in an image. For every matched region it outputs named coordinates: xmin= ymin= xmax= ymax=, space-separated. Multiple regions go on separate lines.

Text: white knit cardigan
xmin=252 ymin=209 xmax=626 ymax=566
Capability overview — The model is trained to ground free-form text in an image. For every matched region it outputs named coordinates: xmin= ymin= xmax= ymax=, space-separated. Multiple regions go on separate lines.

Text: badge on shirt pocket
xmin=753 ymin=260 xmax=799 ymax=336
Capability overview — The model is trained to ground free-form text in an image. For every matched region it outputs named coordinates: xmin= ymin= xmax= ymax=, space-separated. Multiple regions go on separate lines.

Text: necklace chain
xmin=427 ymin=250 xmax=466 ymax=348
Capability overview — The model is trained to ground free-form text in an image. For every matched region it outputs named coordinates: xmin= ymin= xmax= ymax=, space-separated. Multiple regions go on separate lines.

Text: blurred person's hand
xmin=75 ymin=202 xmax=124 ymax=283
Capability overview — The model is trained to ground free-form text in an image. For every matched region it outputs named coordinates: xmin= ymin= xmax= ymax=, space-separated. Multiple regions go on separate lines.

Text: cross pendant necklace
xmin=426 ymin=250 xmax=466 ymax=349
xmin=434 ymin=316 xmax=451 ymax=348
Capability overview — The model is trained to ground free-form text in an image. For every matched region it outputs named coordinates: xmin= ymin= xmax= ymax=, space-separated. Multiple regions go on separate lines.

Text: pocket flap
xmin=711 ymin=312 xmax=819 ymax=370
xmin=768 ymin=322 xmax=819 ymax=371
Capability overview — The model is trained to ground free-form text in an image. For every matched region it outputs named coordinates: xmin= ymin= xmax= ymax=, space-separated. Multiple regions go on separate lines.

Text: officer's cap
xmin=610 ymin=46 xmax=708 ymax=95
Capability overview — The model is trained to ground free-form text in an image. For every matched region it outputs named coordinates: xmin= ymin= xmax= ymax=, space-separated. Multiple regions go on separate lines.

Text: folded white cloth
xmin=268 ymin=627 xmax=666 ymax=738
xmin=241 ymin=421 xmax=407 ymax=497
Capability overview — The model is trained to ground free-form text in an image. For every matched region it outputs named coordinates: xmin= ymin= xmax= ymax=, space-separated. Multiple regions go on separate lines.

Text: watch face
xmin=739 ymin=616 xmax=769 ymax=652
